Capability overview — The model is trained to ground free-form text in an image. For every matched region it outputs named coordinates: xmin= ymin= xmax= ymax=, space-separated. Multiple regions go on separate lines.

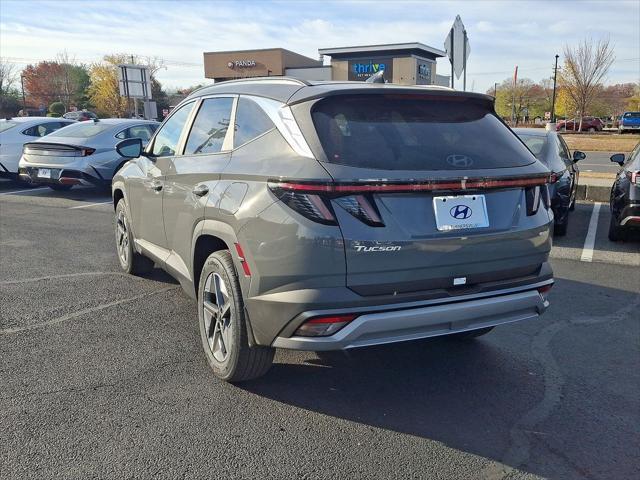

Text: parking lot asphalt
xmin=579 ymin=151 xmax=622 ymax=175
xmin=1 ymin=180 xmax=638 ymax=480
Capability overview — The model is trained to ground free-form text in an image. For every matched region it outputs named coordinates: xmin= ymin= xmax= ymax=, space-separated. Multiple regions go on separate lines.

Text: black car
xmin=609 ymin=143 xmax=640 ymax=241
xmin=514 ymin=128 xmax=583 ymax=236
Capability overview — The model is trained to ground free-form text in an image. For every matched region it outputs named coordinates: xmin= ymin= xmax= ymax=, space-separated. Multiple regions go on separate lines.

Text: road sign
xmin=117 ymin=64 xmax=152 ymax=99
xmin=444 ymin=15 xmax=470 ymax=81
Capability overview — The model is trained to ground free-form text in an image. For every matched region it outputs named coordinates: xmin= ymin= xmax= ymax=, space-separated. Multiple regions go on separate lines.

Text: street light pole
xmin=551 ymin=54 xmax=559 ymax=123
xmin=494 ymin=82 xmax=498 ymax=97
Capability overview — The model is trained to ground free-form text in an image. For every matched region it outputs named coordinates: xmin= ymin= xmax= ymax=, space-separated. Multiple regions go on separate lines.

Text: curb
xmin=576 ymin=184 xmax=610 ymax=203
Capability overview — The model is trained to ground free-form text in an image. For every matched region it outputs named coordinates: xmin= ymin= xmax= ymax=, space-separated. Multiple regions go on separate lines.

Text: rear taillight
xmin=294 ymin=314 xmax=359 ymax=337
xmin=269 ymin=186 xmax=337 ymax=225
xmin=334 ymin=195 xmax=384 ymax=226
xmin=625 ymin=171 xmax=640 ymax=185
xmin=81 ymin=148 xmax=95 ymax=156
xmin=537 ymin=283 xmax=553 ymax=300
xmin=525 ymin=186 xmax=541 ymax=216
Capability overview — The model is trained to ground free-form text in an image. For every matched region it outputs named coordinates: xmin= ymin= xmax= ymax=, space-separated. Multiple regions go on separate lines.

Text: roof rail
xmin=214 ymin=76 xmax=311 ymax=87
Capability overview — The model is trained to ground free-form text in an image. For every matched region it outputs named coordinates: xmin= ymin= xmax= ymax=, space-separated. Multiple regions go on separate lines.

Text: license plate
xmin=37 ymin=168 xmax=51 ymax=179
xmin=433 ymin=195 xmax=489 ymax=231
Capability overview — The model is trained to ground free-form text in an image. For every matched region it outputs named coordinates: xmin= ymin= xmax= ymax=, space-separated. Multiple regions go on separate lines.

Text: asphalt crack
xmin=0 ymin=286 xmax=178 ymax=335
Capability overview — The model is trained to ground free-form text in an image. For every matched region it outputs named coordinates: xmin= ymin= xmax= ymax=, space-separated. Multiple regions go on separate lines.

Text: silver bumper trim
xmin=272 ymin=289 xmax=548 ymax=351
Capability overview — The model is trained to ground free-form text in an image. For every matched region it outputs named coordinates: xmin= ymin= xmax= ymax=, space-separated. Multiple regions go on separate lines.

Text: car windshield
xmin=624 ymin=112 xmax=640 ymax=118
xmin=0 ymin=121 xmax=18 ymax=133
xmin=52 ymin=122 xmax=112 ymax=138
xmin=311 ymin=95 xmax=535 ymax=170
xmin=516 ymin=133 xmax=546 ymax=158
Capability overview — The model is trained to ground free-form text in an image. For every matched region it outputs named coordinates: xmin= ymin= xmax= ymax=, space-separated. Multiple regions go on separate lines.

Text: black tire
xmin=49 ymin=184 xmax=73 ymax=191
xmin=608 ymin=214 xmax=625 ymax=241
xmin=198 ymin=250 xmax=274 ymax=382
xmin=554 ymin=217 xmax=568 ymax=236
xmin=114 ymin=199 xmax=154 ymax=274
xmin=448 ymin=327 xmax=494 ymax=340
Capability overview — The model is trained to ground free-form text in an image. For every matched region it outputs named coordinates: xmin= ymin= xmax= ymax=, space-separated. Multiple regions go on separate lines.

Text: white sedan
xmin=0 ymin=117 xmax=75 ymax=180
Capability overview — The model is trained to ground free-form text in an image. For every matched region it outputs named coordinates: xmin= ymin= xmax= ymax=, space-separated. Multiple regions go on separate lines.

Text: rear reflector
xmin=269 ymin=174 xmax=556 ymax=196
xmin=59 ymin=177 xmax=81 ymax=185
xmin=537 ymin=283 xmax=553 ymax=299
xmin=294 ymin=314 xmax=359 ymax=337
xmin=234 ymin=243 xmax=251 ymax=276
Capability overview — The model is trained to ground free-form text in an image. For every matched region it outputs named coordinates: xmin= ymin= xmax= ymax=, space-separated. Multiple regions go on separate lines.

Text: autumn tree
xmin=559 ymin=38 xmax=615 ymax=131
xmin=88 ymin=54 xmax=167 ymax=118
xmin=22 ymin=57 xmax=89 ymax=110
xmin=492 ymin=78 xmax=546 ymax=124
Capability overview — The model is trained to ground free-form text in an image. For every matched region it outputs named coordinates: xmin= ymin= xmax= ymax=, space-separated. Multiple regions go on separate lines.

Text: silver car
xmin=0 ymin=117 xmax=75 ymax=180
xmin=18 ymin=118 xmax=159 ymax=190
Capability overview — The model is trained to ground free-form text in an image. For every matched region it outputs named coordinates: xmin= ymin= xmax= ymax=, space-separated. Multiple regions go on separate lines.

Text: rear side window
xmin=116 ymin=125 xmax=157 ymax=141
xmin=184 ymin=98 xmax=233 ymax=154
xmin=23 ymin=122 xmax=69 ymax=137
xmin=624 ymin=112 xmax=640 ymax=118
xmin=311 ymin=95 xmax=536 ymax=170
xmin=233 ymin=97 xmax=275 ymax=148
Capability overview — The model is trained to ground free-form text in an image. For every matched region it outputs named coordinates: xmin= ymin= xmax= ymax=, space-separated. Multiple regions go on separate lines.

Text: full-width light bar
xmin=268 ymin=174 xmax=557 ymax=195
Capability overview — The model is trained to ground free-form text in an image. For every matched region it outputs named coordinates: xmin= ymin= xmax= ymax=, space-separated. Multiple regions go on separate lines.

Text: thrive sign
xmin=348 ymin=58 xmax=393 ymax=81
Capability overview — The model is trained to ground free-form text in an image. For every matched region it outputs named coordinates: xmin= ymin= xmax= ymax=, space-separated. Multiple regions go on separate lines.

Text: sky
xmin=0 ymin=0 xmax=638 ymax=93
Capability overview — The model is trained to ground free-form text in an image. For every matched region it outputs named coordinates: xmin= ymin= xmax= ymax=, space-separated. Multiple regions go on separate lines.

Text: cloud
xmin=0 ymin=0 xmax=637 ymax=93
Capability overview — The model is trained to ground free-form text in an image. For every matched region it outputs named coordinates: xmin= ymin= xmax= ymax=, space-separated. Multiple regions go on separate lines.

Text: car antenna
xmin=365 ymin=70 xmax=386 ymax=84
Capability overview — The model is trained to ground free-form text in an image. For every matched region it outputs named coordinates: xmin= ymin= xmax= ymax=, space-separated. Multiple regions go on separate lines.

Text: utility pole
xmin=494 ymin=82 xmax=498 ymax=97
xmin=551 ymin=54 xmax=559 ymax=123
xmin=20 ymin=75 xmax=26 ymax=113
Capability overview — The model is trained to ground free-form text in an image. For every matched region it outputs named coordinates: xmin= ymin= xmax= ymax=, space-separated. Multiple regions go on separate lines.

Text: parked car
xmin=63 ymin=110 xmax=98 ymax=122
xmin=514 ymin=128 xmax=583 ymax=236
xmin=618 ymin=112 xmax=640 ymax=133
xmin=0 ymin=116 xmax=75 ymax=181
xmin=18 ymin=119 xmax=159 ymax=190
xmin=112 ymin=78 xmax=556 ymax=382
xmin=555 ymin=117 xmax=603 ymax=132
xmin=608 ymin=143 xmax=640 ymax=240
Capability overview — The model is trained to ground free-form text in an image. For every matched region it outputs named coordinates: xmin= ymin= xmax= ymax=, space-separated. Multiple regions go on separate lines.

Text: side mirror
xmin=116 ymin=138 xmax=143 ymax=158
xmin=573 ymin=150 xmax=586 ymax=162
xmin=610 ymin=153 xmax=625 ymax=165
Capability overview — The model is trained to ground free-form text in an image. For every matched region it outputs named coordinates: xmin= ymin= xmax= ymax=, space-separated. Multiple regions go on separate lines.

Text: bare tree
xmin=560 ymin=38 xmax=615 ymax=131
xmin=0 ymin=58 xmax=18 ymax=96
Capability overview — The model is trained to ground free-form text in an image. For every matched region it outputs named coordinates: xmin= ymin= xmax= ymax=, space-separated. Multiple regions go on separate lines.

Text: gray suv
xmin=112 ymin=78 xmax=555 ymax=382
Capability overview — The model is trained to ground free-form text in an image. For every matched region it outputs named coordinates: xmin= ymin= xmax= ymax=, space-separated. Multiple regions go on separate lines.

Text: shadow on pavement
xmin=243 ymin=278 xmax=639 ymax=479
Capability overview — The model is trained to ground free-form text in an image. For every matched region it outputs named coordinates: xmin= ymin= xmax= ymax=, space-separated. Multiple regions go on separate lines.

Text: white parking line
xmin=0 ymin=187 xmax=49 ymax=196
xmin=68 ymin=201 xmax=112 ymax=210
xmin=580 ymin=202 xmax=602 ymax=262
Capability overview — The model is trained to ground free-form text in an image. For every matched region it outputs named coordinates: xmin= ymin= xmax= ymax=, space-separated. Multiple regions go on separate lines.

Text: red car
xmin=556 ymin=116 xmax=603 ymax=132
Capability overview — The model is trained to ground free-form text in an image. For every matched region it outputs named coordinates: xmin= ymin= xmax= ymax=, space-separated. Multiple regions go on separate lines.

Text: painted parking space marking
xmin=580 ymin=202 xmax=602 ymax=262
xmin=0 ymin=187 xmax=49 ymax=196
xmin=68 ymin=201 xmax=112 ymax=210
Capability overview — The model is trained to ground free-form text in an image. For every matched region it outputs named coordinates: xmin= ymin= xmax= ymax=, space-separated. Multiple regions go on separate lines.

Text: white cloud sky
xmin=0 ymin=0 xmax=638 ymax=93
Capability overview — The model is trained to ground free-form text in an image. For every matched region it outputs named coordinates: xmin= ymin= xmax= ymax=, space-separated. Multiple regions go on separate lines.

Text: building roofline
xmin=318 ymin=42 xmax=447 ymax=58
xmin=203 ymin=47 xmax=315 ymax=57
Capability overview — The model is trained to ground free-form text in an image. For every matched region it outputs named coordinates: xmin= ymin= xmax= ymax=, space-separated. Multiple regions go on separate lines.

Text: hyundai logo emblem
xmin=446 ymin=154 xmax=474 ymax=168
xmin=450 ymin=205 xmax=472 ymax=219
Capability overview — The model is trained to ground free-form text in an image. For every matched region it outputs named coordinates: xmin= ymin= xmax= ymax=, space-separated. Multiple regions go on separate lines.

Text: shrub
xmin=48 ymin=102 xmax=66 ymax=116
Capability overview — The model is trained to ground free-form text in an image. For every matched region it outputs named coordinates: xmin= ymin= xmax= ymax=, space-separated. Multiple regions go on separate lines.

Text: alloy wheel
xmin=116 ymin=210 xmax=129 ymax=265
xmin=202 ymin=272 xmax=233 ymax=362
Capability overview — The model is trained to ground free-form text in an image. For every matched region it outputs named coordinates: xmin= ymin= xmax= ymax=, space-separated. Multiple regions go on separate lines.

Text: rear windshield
xmin=0 ymin=121 xmax=18 ymax=133
xmin=311 ymin=95 xmax=535 ymax=170
xmin=623 ymin=112 xmax=640 ymax=118
xmin=52 ymin=122 xmax=112 ymax=138
xmin=517 ymin=134 xmax=546 ymax=158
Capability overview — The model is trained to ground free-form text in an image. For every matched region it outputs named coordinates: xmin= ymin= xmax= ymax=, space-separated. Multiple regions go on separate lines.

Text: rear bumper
xmin=619 ymin=202 xmax=640 ymax=227
xmin=272 ymin=285 xmax=549 ymax=351
xmin=18 ymin=167 xmax=106 ymax=187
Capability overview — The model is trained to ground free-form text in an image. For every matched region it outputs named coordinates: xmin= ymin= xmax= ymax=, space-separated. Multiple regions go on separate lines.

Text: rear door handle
xmin=192 ymin=184 xmax=209 ymax=197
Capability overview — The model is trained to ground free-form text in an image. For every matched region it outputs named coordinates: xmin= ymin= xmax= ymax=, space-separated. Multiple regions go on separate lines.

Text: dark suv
xmin=112 ymin=78 xmax=555 ymax=382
